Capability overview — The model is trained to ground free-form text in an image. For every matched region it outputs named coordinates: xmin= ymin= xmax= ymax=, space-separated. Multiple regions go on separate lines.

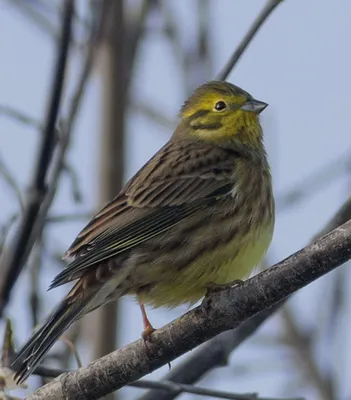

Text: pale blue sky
xmin=1 ymin=0 xmax=351 ymax=398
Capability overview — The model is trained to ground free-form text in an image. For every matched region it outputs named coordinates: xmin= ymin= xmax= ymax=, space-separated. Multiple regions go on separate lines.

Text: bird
xmin=13 ymin=81 xmax=275 ymax=384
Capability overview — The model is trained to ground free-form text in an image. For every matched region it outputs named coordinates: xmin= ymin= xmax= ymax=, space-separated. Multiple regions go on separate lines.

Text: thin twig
xmin=26 ymin=218 xmax=351 ymax=399
xmin=0 ymin=214 xmax=17 ymax=257
xmin=276 ymin=153 xmax=351 ymax=213
xmin=7 ymin=0 xmax=89 ymax=50
xmin=281 ymin=307 xmax=333 ymax=400
xmin=8 ymin=0 xmax=56 ymax=39
xmin=0 ymin=0 xmax=74 ymax=316
xmin=46 ymin=211 xmax=92 ymax=224
xmin=0 ymin=156 xmax=24 ymax=213
xmin=216 ymin=0 xmax=283 ymax=81
xmin=133 ymin=101 xmax=175 ymax=130
xmin=59 ymin=337 xmax=82 ymax=369
xmin=62 ymin=163 xmax=83 ymax=203
xmin=28 ymin=239 xmax=44 ymax=329
xmin=0 ymin=105 xmax=41 ymax=130
xmin=30 ymin=365 xmax=303 ymax=400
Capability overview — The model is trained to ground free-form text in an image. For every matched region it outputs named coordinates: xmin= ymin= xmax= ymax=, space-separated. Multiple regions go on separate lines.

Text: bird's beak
xmin=240 ymin=99 xmax=268 ymax=114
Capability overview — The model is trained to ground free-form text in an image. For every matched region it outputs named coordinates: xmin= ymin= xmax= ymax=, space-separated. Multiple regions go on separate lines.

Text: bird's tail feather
xmin=12 ymin=282 xmax=100 ymax=384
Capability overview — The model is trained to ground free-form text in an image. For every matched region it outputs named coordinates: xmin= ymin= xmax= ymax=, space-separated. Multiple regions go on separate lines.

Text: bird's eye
xmin=214 ymin=101 xmax=227 ymax=111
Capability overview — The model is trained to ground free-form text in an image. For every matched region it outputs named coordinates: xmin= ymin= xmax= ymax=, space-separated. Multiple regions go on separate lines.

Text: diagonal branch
xmin=31 ymin=366 xmax=303 ymax=400
xmin=0 ymin=0 xmax=74 ymax=316
xmin=216 ymin=0 xmax=283 ymax=81
xmin=27 ymin=219 xmax=351 ymax=399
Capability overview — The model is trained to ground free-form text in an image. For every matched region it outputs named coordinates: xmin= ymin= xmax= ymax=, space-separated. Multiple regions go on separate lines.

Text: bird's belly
xmin=136 ymin=221 xmax=274 ymax=308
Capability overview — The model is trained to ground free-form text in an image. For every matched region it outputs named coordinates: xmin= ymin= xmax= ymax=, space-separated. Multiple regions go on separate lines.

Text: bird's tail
xmin=12 ymin=279 xmax=102 ymax=384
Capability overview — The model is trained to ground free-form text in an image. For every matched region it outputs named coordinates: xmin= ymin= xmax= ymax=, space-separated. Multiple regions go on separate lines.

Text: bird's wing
xmin=50 ymin=140 xmax=238 ymax=289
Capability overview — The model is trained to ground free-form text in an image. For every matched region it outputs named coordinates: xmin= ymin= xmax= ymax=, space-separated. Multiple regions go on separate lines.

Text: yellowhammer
xmin=13 ymin=81 xmax=274 ymax=383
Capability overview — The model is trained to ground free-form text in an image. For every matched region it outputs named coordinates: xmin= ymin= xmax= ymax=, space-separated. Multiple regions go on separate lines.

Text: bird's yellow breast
xmin=139 ymin=219 xmax=274 ymax=308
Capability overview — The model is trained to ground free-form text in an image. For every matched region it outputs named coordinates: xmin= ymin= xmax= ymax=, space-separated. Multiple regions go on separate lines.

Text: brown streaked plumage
xmin=13 ymin=81 xmax=274 ymax=384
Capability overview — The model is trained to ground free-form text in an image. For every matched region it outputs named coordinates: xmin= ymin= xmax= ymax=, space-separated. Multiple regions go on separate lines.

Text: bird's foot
xmin=141 ymin=324 xmax=156 ymax=344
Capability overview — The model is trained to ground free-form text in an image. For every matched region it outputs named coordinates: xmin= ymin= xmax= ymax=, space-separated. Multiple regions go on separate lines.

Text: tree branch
xmin=0 ymin=0 xmax=74 ymax=316
xmin=27 ymin=219 xmax=351 ymax=399
xmin=30 ymin=366 xmax=302 ymax=400
xmin=216 ymin=0 xmax=283 ymax=81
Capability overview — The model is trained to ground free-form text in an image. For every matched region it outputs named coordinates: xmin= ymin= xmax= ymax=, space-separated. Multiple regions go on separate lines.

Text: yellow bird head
xmin=176 ymin=81 xmax=268 ymax=148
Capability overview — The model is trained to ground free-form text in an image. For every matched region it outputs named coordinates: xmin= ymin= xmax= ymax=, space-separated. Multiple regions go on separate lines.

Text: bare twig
xmin=0 ymin=105 xmax=41 ymax=130
xmin=0 ymin=156 xmax=24 ymax=213
xmin=59 ymin=337 xmax=82 ymax=369
xmin=216 ymin=0 xmax=283 ymax=81
xmin=45 ymin=211 xmax=92 ymax=224
xmin=133 ymin=101 xmax=175 ymax=130
xmin=7 ymin=0 xmax=89 ymax=49
xmin=281 ymin=306 xmax=333 ymax=400
xmin=28 ymin=239 xmax=44 ymax=329
xmin=276 ymin=153 xmax=351 ymax=213
xmin=0 ymin=214 xmax=17 ymax=257
xmin=62 ymin=163 xmax=83 ymax=203
xmin=26 ymin=219 xmax=351 ymax=399
xmin=30 ymin=365 xmax=302 ymax=400
xmin=0 ymin=0 xmax=74 ymax=316
xmin=7 ymin=0 xmax=56 ymax=39
xmin=312 ymin=197 xmax=351 ymax=240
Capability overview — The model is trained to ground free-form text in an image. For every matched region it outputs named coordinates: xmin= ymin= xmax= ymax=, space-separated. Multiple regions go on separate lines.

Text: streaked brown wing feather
xmin=125 ymin=140 xmax=236 ymax=206
xmin=53 ymin=140 xmax=237 ymax=289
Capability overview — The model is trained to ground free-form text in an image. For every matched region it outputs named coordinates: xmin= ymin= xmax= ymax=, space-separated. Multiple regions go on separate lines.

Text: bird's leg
xmin=205 ymin=279 xmax=244 ymax=296
xmin=139 ymin=302 xmax=155 ymax=342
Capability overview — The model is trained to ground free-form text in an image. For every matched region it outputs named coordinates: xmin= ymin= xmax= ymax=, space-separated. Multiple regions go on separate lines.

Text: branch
xmin=0 ymin=105 xmax=41 ymax=130
xmin=0 ymin=0 xmax=74 ymax=316
xmin=28 ymin=219 xmax=351 ymax=399
xmin=31 ymin=366 xmax=302 ymax=400
xmin=281 ymin=307 xmax=333 ymax=400
xmin=216 ymin=0 xmax=283 ymax=81
xmin=0 ymin=156 xmax=24 ymax=212
xmin=276 ymin=153 xmax=351 ymax=212
xmin=138 ymin=304 xmax=281 ymax=400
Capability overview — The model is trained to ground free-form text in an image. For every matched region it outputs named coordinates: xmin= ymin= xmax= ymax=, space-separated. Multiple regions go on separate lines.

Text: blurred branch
xmin=62 ymin=163 xmax=83 ymax=203
xmin=312 ymin=197 xmax=351 ymax=239
xmin=28 ymin=239 xmax=43 ymax=329
xmin=8 ymin=0 xmax=56 ymax=39
xmin=197 ymin=0 xmax=213 ymax=80
xmin=27 ymin=218 xmax=351 ymax=399
xmin=133 ymin=101 xmax=175 ymax=130
xmin=30 ymin=365 xmax=302 ymax=400
xmin=0 ymin=156 xmax=24 ymax=213
xmin=139 ymin=305 xmax=280 ymax=400
xmin=0 ymin=105 xmax=41 ymax=130
xmin=140 ymin=196 xmax=351 ymax=400
xmin=276 ymin=153 xmax=351 ymax=213
xmin=46 ymin=211 xmax=92 ymax=224
xmin=7 ymin=0 xmax=90 ymax=49
xmin=0 ymin=0 xmax=74 ymax=316
xmin=281 ymin=307 xmax=333 ymax=400
xmin=125 ymin=0 xmax=154 ymax=88
xmin=0 ymin=215 xmax=17 ymax=257
xmin=216 ymin=0 xmax=283 ymax=81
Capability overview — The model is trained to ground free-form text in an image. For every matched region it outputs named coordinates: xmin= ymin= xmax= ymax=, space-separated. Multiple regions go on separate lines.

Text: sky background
xmin=1 ymin=0 xmax=351 ymax=399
